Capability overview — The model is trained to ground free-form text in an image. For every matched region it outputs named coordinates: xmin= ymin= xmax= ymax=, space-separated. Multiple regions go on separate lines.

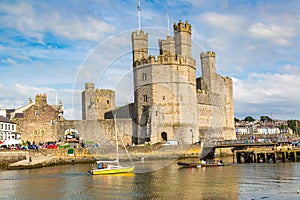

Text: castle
xmin=82 ymin=21 xmax=235 ymax=145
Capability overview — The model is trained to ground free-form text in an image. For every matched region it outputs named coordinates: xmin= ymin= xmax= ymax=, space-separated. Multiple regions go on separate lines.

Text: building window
xmin=33 ymin=130 xmax=38 ymax=135
xmin=107 ymin=100 xmax=110 ymax=104
xmin=41 ymin=129 xmax=45 ymax=136
xmin=35 ymin=110 xmax=39 ymax=116
xmin=163 ymin=96 xmax=165 ymax=100
xmin=12 ymin=125 xmax=15 ymax=131
xmin=142 ymin=73 xmax=147 ymax=81
xmin=51 ymin=120 xmax=55 ymax=126
xmin=143 ymin=95 xmax=148 ymax=102
xmin=1 ymin=123 xmax=2 ymax=129
xmin=8 ymin=125 xmax=10 ymax=130
xmin=5 ymin=124 xmax=7 ymax=130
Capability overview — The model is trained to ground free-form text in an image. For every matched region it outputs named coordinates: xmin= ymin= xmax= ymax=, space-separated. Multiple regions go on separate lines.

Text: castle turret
xmin=159 ymin=36 xmax=175 ymax=56
xmin=200 ymin=51 xmax=216 ymax=92
xmin=131 ymin=30 xmax=148 ymax=64
xmin=174 ymin=21 xmax=192 ymax=58
xmin=82 ymin=83 xmax=96 ymax=120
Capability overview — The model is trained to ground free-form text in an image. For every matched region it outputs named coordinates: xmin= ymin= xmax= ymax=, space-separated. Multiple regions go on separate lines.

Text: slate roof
xmin=0 ymin=115 xmax=15 ymax=124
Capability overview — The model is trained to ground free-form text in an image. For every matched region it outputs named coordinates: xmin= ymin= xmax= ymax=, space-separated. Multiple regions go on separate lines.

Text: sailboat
xmin=88 ymin=114 xmax=135 ymax=175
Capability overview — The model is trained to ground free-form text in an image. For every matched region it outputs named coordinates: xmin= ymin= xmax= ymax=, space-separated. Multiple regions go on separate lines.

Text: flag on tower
xmin=138 ymin=0 xmax=141 ymax=11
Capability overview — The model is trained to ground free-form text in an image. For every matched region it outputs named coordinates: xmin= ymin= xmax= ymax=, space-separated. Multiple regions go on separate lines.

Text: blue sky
xmin=1 ymin=0 xmax=300 ymax=120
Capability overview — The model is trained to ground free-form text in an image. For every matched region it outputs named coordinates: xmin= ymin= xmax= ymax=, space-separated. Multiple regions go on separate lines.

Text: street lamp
xmin=190 ymin=129 xmax=194 ymax=144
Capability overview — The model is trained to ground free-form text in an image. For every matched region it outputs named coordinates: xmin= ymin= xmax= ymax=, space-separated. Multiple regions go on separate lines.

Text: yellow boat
xmin=88 ymin=114 xmax=135 ymax=175
xmin=88 ymin=160 xmax=135 ymax=175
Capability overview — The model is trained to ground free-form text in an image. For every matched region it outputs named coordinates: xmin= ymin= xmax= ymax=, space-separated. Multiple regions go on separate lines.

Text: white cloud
xmin=0 ymin=2 xmax=116 ymax=43
xmin=198 ymin=12 xmax=246 ymax=33
xmin=233 ymin=70 xmax=300 ymax=119
xmin=0 ymin=83 xmax=81 ymax=119
xmin=2 ymin=58 xmax=17 ymax=65
xmin=248 ymin=22 xmax=296 ymax=46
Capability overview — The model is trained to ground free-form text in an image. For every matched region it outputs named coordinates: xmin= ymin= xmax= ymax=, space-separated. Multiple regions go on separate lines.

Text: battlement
xmin=173 ymin=20 xmax=192 ymax=34
xmin=159 ymin=36 xmax=174 ymax=44
xmin=95 ymin=89 xmax=115 ymax=96
xmin=85 ymin=82 xmax=95 ymax=90
xmin=133 ymin=54 xmax=196 ymax=67
xmin=200 ymin=51 xmax=216 ymax=58
xmin=132 ymin=29 xmax=148 ymax=39
xmin=222 ymin=76 xmax=232 ymax=82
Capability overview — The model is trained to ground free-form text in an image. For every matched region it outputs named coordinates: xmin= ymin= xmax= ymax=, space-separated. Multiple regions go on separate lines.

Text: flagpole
xmin=138 ymin=0 xmax=141 ymax=30
xmin=166 ymin=7 xmax=170 ymax=35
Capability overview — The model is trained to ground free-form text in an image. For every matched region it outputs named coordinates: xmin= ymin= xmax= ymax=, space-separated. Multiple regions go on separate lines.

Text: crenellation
xmin=173 ymin=20 xmax=192 ymax=34
xmin=134 ymin=54 xmax=196 ymax=67
xmin=200 ymin=51 xmax=216 ymax=58
xmin=132 ymin=29 xmax=148 ymax=38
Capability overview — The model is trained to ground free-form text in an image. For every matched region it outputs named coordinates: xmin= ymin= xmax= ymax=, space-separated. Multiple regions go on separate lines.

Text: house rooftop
xmin=0 ymin=115 xmax=15 ymax=124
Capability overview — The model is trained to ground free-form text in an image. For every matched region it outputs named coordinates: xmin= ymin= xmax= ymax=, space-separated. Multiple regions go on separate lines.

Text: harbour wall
xmin=0 ymin=145 xmax=203 ymax=170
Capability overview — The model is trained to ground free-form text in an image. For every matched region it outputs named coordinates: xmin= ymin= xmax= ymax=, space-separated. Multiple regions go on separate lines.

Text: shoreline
xmin=1 ymin=144 xmax=210 ymax=170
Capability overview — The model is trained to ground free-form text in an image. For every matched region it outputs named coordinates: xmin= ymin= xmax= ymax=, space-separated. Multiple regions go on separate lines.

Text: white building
xmin=0 ymin=115 xmax=19 ymax=141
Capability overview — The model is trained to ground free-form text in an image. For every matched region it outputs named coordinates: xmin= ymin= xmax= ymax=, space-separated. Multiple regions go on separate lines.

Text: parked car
xmin=46 ymin=144 xmax=58 ymax=149
xmin=28 ymin=144 xmax=38 ymax=150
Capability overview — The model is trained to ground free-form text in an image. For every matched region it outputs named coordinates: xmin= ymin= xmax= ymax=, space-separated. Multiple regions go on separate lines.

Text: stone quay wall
xmin=0 ymin=145 xmax=204 ymax=169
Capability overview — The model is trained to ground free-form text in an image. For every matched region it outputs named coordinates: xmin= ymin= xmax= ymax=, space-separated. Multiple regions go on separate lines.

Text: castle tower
xmin=82 ymin=83 xmax=96 ymax=120
xmin=200 ymin=51 xmax=216 ymax=92
xmin=132 ymin=21 xmax=197 ymax=144
xmin=95 ymin=89 xmax=115 ymax=120
xmin=131 ymin=30 xmax=148 ymax=63
xmin=174 ymin=21 xmax=192 ymax=58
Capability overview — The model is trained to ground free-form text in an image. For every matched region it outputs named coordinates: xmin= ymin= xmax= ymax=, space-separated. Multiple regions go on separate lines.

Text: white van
xmin=163 ymin=140 xmax=179 ymax=145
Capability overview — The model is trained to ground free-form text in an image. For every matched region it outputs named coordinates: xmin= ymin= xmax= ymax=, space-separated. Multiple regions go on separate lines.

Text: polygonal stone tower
xmin=82 ymin=83 xmax=115 ymax=120
xmin=131 ymin=21 xmax=198 ymax=144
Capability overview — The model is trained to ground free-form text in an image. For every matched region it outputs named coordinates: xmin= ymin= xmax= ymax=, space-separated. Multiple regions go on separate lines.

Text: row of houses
xmin=235 ymin=120 xmax=296 ymax=140
xmin=0 ymin=115 xmax=19 ymax=141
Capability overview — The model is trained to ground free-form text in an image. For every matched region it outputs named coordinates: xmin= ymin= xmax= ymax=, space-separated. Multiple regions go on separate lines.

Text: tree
xmin=287 ymin=120 xmax=297 ymax=134
xmin=260 ymin=116 xmax=272 ymax=122
xmin=234 ymin=118 xmax=240 ymax=123
xmin=244 ymin=116 xmax=255 ymax=122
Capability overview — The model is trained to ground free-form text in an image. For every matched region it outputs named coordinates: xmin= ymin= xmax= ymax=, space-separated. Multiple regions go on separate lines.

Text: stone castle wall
xmin=59 ymin=119 xmax=132 ymax=146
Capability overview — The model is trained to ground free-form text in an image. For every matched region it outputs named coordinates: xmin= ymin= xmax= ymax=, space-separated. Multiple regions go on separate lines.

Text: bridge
xmin=201 ymin=140 xmax=278 ymax=161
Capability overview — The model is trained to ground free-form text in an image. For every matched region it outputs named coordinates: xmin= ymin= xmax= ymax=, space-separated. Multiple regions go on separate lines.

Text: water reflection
xmin=0 ymin=160 xmax=299 ymax=199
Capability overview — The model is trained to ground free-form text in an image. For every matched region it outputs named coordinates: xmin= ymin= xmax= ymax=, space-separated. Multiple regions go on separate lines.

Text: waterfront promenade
xmin=0 ymin=144 xmax=202 ymax=170
xmin=2 ymin=142 xmax=300 ymax=170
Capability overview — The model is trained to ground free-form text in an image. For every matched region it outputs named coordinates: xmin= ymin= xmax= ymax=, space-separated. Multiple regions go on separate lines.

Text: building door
xmin=161 ymin=132 xmax=167 ymax=141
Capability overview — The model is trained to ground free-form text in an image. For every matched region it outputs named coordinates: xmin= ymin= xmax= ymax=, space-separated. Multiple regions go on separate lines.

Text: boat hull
xmin=89 ymin=166 xmax=135 ymax=175
xmin=177 ymin=162 xmax=201 ymax=168
xmin=177 ymin=162 xmax=224 ymax=168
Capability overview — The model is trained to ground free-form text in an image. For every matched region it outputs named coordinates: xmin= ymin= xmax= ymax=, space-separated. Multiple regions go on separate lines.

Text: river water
xmin=0 ymin=158 xmax=299 ymax=200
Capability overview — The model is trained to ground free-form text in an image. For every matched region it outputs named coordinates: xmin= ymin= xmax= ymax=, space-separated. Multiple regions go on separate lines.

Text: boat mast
xmin=113 ymin=112 xmax=119 ymax=164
